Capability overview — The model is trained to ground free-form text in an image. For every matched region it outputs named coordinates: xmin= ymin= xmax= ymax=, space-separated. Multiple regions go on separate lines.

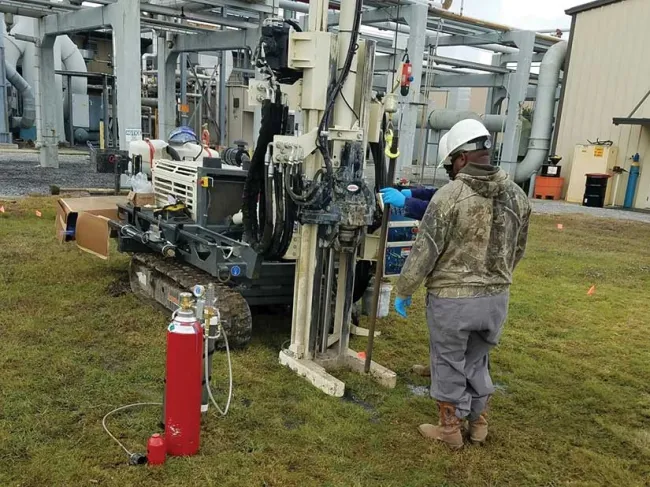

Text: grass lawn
xmin=1 ymin=196 xmax=650 ymax=487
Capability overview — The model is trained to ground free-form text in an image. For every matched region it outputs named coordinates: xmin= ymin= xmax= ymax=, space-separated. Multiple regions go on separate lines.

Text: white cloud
xmin=458 ymin=0 xmax=577 ymax=30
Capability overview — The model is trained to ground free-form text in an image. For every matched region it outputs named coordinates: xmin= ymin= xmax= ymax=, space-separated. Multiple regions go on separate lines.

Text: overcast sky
xmin=459 ymin=0 xmax=580 ymax=31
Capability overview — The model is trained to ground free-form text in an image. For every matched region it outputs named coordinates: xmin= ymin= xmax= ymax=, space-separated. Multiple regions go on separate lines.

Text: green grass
xmin=1 ymin=196 xmax=650 ymax=487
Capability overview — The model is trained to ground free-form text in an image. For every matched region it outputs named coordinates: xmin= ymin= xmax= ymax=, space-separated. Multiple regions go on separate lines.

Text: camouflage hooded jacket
xmin=395 ymin=163 xmax=531 ymax=299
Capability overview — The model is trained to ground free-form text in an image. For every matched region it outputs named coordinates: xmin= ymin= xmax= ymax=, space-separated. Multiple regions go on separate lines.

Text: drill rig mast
xmin=253 ymin=0 xmax=396 ymax=396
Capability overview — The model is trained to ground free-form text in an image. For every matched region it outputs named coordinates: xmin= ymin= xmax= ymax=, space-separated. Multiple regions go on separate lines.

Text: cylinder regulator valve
xmin=164 ymin=292 xmax=204 ymax=457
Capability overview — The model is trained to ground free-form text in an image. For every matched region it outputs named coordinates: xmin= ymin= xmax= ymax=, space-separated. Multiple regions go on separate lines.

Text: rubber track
xmin=131 ymin=253 xmax=253 ymax=348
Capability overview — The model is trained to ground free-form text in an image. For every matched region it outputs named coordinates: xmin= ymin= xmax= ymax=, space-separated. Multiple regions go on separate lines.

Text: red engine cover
xmin=165 ymin=317 xmax=203 ymax=456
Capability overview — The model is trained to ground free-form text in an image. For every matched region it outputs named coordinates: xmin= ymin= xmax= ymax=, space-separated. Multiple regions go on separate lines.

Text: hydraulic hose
xmin=242 ymin=91 xmax=296 ymax=259
xmin=204 ymin=316 xmax=233 ymax=416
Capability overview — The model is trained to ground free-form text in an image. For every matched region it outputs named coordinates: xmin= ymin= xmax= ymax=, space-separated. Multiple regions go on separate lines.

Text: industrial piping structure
xmin=2 ymin=15 xmax=88 ymax=142
xmin=0 ymin=0 xmax=567 ymax=181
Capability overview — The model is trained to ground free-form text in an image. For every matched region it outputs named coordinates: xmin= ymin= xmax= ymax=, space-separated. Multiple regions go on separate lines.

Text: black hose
xmin=166 ymin=145 xmax=181 ymax=161
xmin=283 ymin=18 xmax=302 ymax=32
xmin=243 ymin=96 xmax=282 ymax=256
xmin=269 ymin=169 xmax=286 ymax=258
xmin=242 ymin=90 xmax=297 ymax=260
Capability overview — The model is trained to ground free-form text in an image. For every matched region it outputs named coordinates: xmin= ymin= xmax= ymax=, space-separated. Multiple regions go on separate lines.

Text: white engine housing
xmin=129 ymin=139 xmax=218 ymax=177
xmin=151 ymin=159 xmax=200 ymax=218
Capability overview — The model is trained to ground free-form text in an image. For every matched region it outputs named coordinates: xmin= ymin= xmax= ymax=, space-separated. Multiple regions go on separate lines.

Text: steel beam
xmin=432 ymin=74 xmax=506 ymax=88
xmin=435 ymin=32 xmax=509 ymax=47
xmin=171 ymin=28 xmax=257 ymax=53
xmin=373 ymin=55 xmax=396 ymax=73
xmin=42 ymin=6 xmax=107 ymax=35
xmin=329 ymin=6 xmax=402 ymax=27
xmin=431 ymin=55 xmax=510 ymax=74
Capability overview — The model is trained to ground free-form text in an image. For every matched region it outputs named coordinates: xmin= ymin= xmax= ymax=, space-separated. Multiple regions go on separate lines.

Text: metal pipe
xmin=0 ymin=5 xmax=50 ymax=18
xmin=143 ymin=70 xmax=214 ymax=81
xmin=365 ymin=131 xmax=399 ymax=373
xmin=111 ymin=77 xmax=118 ymax=148
xmin=514 ymin=41 xmax=568 ymax=183
xmin=87 ymin=0 xmax=256 ymax=29
xmin=141 ymin=29 xmax=158 ymax=72
xmin=369 ymin=21 xmax=520 ymax=55
xmin=10 ymin=0 xmax=81 ymax=10
xmin=67 ymin=74 xmax=74 ymax=146
xmin=218 ymin=9 xmax=227 ymax=145
xmin=417 ymin=109 xmax=506 ymax=132
xmin=5 ymin=61 xmax=35 ymax=129
xmin=102 ymin=74 xmax=110 ymax=149
xmin=180 ymin=53 xmax=188 ymax=126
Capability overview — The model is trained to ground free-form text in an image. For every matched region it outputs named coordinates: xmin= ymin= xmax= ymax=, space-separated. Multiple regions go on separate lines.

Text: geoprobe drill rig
xmin=110 ymin=0 xmax=398 ymax=394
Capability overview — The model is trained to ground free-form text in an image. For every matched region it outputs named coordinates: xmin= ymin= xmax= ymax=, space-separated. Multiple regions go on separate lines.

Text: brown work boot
xmin=411 ymin=364 xmax=431 ymax=377
xmin=418 ymin=402 xmax=463 ymax=450
xmin=469 ymin=414 xmax=488 ymax=444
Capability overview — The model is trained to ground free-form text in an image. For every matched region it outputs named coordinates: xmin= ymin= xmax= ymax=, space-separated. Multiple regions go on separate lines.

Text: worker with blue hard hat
xmin=391 ymin=119 xmax=532 ymax=449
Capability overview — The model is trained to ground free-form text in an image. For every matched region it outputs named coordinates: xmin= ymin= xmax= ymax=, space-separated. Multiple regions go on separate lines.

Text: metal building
xmin=555 ymin=0 xmax=650 ymax=209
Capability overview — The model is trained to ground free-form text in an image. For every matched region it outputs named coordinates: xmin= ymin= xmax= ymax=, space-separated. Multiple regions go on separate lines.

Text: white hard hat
xmin=437 ymin=119 xmax=491 ymax=168
xmin=438 ymin=133 xmax=449 ymax=167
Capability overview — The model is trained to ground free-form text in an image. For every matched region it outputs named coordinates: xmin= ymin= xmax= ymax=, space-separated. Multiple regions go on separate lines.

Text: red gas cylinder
xmin=147 ymin=434 xmax=166 ymax=465
xmin=165 ymin=293 xmax=204 ymax=456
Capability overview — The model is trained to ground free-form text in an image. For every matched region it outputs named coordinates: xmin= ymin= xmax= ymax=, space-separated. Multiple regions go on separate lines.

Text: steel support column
xmin=397 ymin=3 xmax=428 ymax=180
xmin=0 ymin=14 xmax=11 ymax=144
xmin=109 ymin=0 xmax=142 ymax=149
xmin=37 ymin=34 xmax=58 ymax=167
xmin=158 ymin=35 xmax=179 ymax=140
xmin=180 ymin=53 xmax=188 ymax=126
xmin=498 ymin=31 xmax=534 ymax=177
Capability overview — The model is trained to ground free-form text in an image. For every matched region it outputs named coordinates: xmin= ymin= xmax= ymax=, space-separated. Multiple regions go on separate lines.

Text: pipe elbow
xmin=514 ymin=41 xmax=568 ymax=184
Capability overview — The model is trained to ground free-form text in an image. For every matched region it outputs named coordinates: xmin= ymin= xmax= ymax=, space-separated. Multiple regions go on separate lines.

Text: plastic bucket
xmin=361 ymin=280 xmax=393 ymax=318
xmin=377 ymin=282 xmax=393 ymax=318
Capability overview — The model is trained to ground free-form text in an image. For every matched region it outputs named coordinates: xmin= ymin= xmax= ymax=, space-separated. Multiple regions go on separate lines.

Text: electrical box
xmin=565 ymin=144 xmax=618 ymax=204
xmin=226 ymin=84 xmax=255 ymax=148
xmin=72 ymin=93 xmax=90 ymax=129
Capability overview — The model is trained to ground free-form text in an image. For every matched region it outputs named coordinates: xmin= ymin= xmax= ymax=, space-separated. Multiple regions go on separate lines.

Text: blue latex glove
xmin=395 ymin=296 xmax=412 ymax=318
xmin=401 ymin=189 xmax=412 ymax=198
xmin=379 ymin=187 xmax=406 ymax=208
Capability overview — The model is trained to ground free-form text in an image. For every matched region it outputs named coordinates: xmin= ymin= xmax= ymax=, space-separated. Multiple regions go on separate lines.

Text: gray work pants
xmin=427 ymin=292 xmax=509 ymax=420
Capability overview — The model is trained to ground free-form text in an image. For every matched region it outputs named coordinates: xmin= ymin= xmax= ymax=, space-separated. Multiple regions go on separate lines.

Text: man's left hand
xmin=394 ymin=296 xmax=412 ymax=318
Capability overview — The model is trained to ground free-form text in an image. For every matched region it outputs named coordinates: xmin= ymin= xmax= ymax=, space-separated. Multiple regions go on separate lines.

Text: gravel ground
xmin=532 ymin=199 xmax=650 ymax=224
xmin=1 ymin=149 xmax=648 ymax=225
xmin=0 ymin=150 xmax=114 ymax=197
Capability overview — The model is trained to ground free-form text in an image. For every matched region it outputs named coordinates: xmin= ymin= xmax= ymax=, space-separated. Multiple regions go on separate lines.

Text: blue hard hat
xmin=168 ymin=126 xmax=198 ymax=144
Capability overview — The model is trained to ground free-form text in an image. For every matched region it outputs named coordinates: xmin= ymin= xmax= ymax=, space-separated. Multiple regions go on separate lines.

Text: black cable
xmin=283 ymin=18 xmax=302 ymax=32
xmin=341 ymin=92 xmax=360 ymax=122
xmin=315 ymin=0 xmax=364 ymax=186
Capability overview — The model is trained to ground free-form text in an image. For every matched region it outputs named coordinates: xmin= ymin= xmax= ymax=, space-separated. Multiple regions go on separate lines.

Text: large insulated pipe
xmin=5 ymin=61 xmax=35 ymax=129
xmin=418 ymin=109 xmax=507 ymax=132
xmin=514 ymin=41 xmax=568 ymax=183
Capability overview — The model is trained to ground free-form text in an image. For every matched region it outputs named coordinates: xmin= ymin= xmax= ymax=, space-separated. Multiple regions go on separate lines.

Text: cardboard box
xmin=56 ymin=196 xmax=127 ymax=259
xmin=127 ymin=191 xmax=156 ymax=207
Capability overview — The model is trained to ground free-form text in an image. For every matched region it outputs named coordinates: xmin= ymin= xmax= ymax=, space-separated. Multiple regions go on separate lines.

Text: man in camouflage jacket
xmin=394 ymin=119 xmax=531 ymax=449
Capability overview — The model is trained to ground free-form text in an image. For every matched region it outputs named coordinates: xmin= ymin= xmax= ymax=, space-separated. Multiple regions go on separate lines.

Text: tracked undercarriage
xmin=129 ymin=253 xmax=253 ymax=348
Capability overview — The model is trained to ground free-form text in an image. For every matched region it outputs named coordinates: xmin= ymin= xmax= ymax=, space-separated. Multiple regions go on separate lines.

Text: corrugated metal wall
xmin=555 ymin=0 xmax=650 ymax=208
